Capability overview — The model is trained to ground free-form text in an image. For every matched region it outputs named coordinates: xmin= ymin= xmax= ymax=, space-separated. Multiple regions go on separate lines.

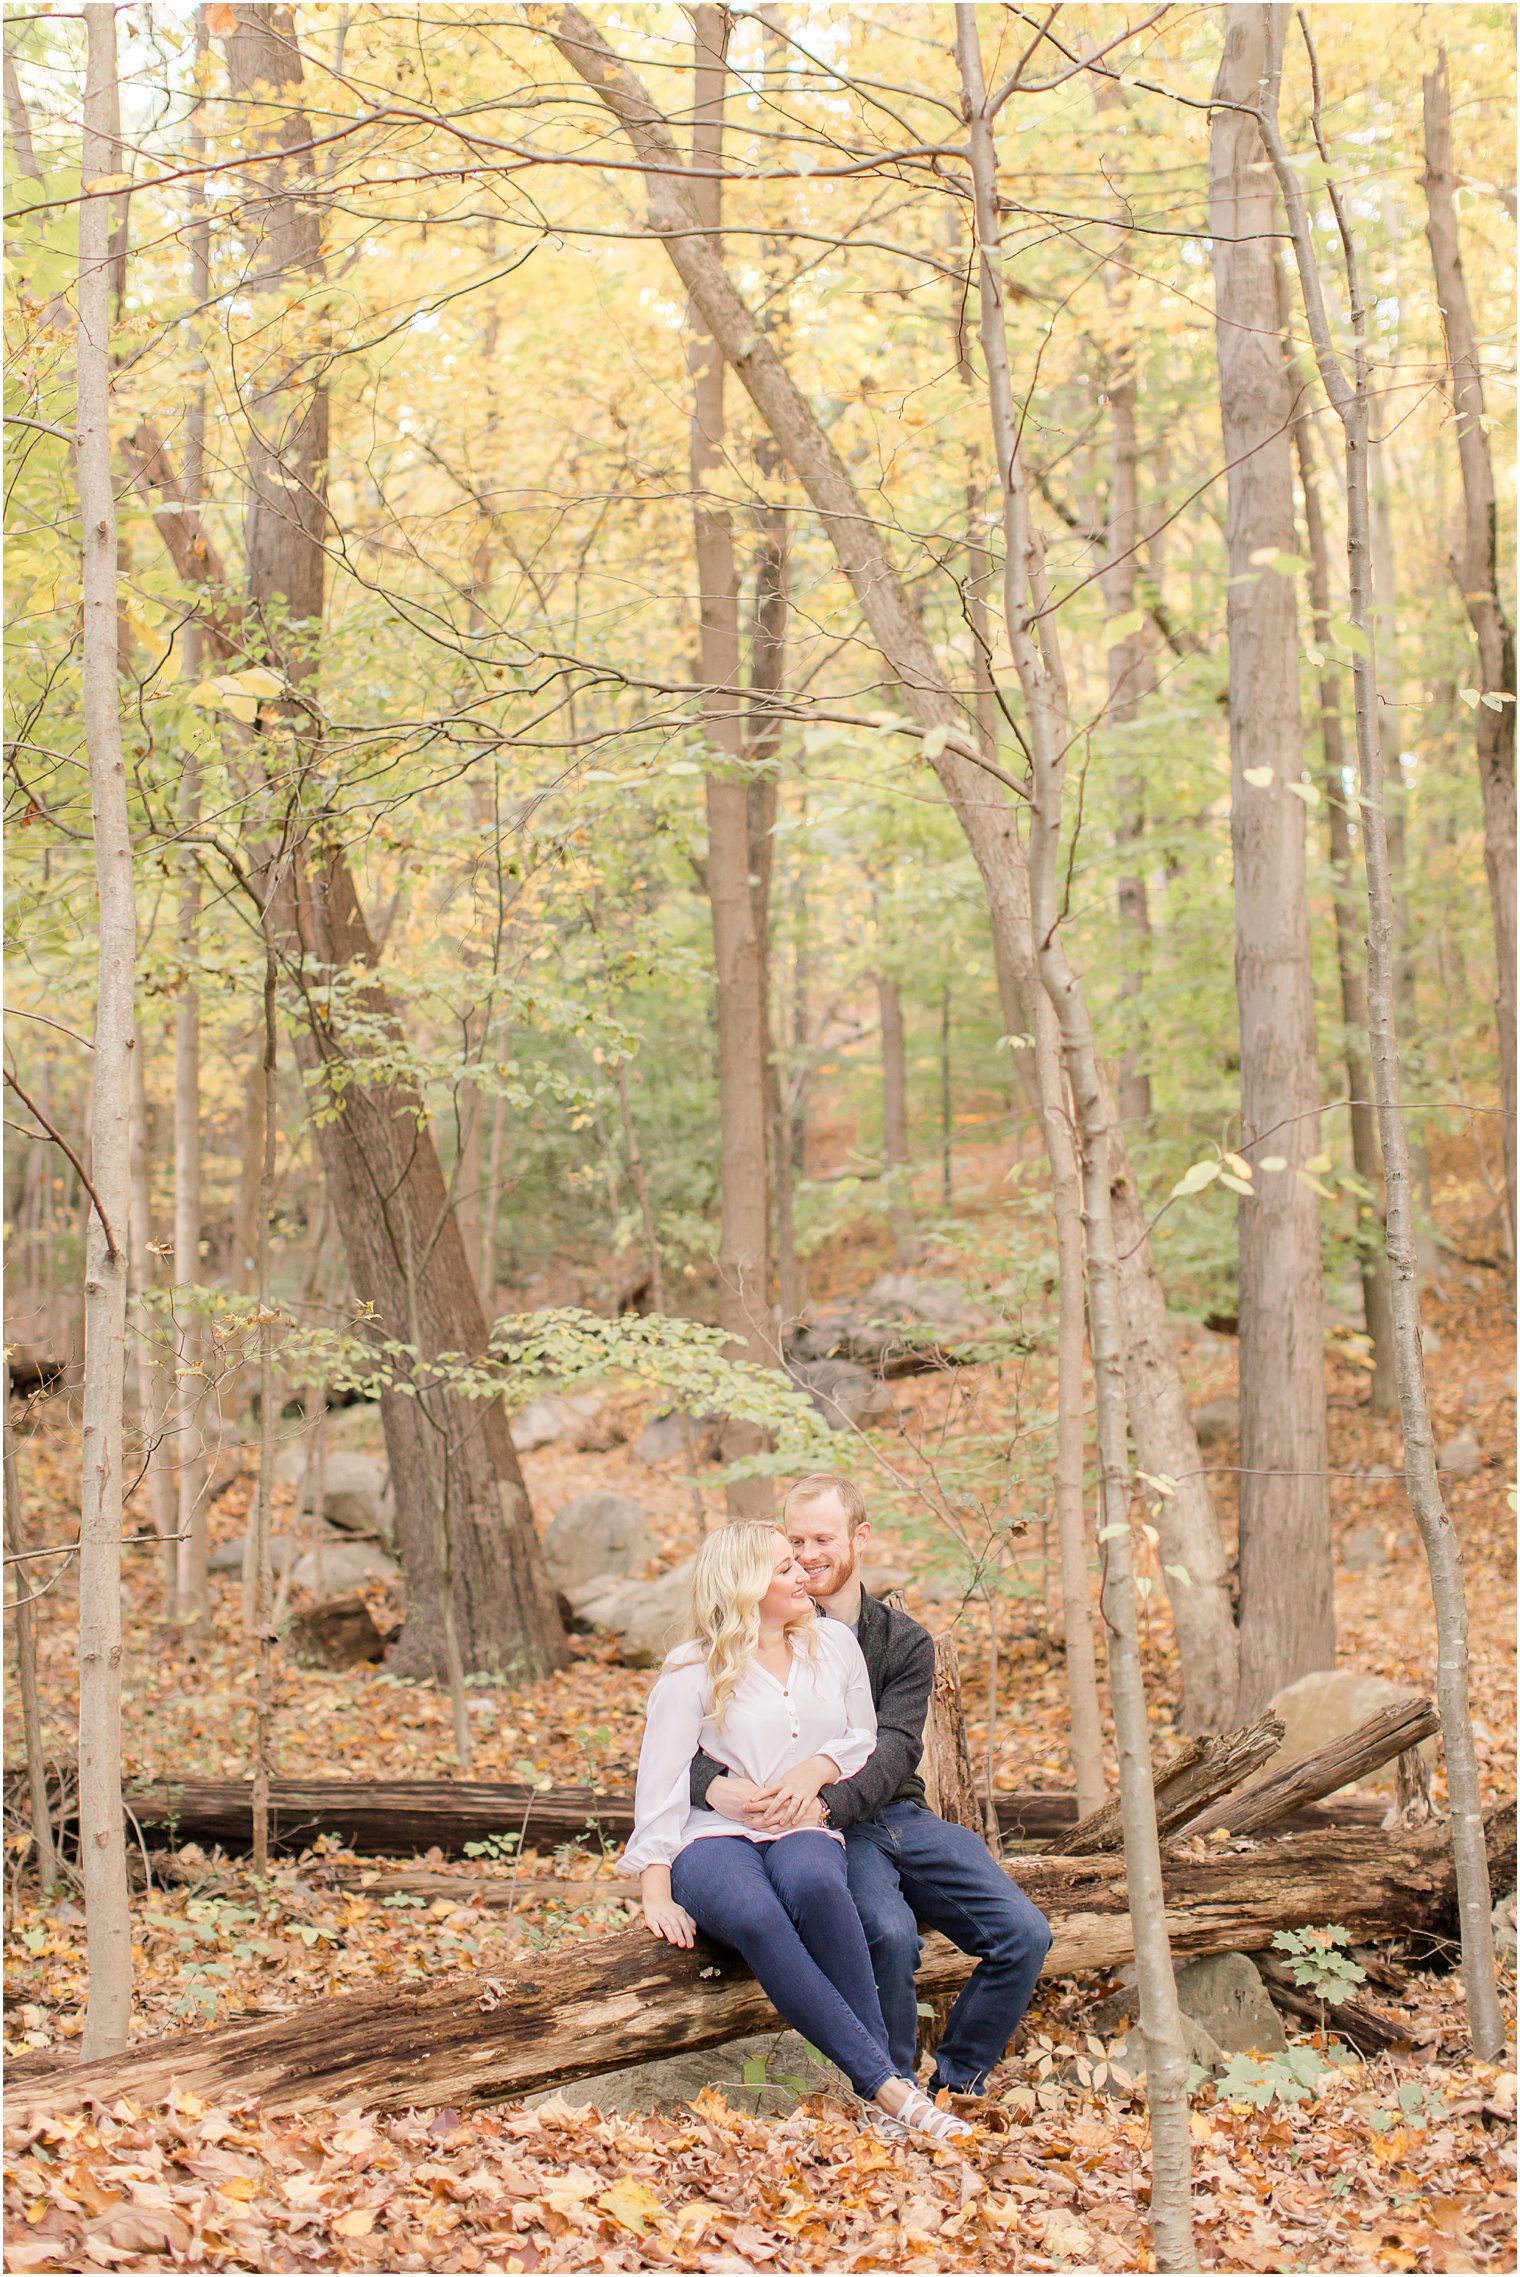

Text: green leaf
xmin=1097 ymin=1523 xmax=1129 ymax=1542
xmin=1329 ymin=615 xmax=1370 ymax=656
xmin=742 ymin=2056 xmax=769 ymax=2086
xmin=1171 ymin=1159 xmax=1221 ymax=1199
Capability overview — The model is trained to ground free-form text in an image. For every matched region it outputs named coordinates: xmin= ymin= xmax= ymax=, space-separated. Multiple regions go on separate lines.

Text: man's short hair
xmin=783 ymin=1473 xmax=868 ymax=1535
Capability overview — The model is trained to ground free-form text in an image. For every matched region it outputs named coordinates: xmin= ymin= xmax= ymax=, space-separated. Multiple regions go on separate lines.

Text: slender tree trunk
xmin=938 ymin=986 xmax=952 ymax=1209
xmin=5 ymin=1363 xmax=59 ymax=1893
xmin=231 ymin=1051 xmax=266 ymax=1293
xmin=1368 ymin=423 xmax=1434 ymax=1264
xmin=1096 ymin=82 xmax=1154 ymax=1130
xmin=1259 ymin=17 xmax=1503 ymax=2061
xmin=76 ymin=0 xmax=135 ymax=2059
xmin=1289 ymin=383 xmax=1398 ymax=1410
xmin=158 ymin=33 xmax=211 ymax=1572
xmin=955 ymin=17 xmax=1192 ymax=2257
xmin=1422 ymin=52 xmax=1517 ymax=1254
xmin=876 ymin=973 xmax=917 ymax=1263
xmin=212 ymin=4 xmax=562 ymax=1679
xmin=3 ymin=27 xmax=41 ymax=183
xmin=1210 ymin=4 xmax=1333 ymax=1718
xmin=969 ymin=477 xmax=1104 ymax=1794
xmin=481 ymin=1084 xmax=506 ymax=1311
xmin=128 ymin=1043 xmax=177 ymax=1613
xmin=687 ymin=5 xmax=774 ymax=1517
xmin=250 ymin=925 xmax=279 ymax=1874
xmin=547 ymin=0 xmax=1235 ymax=1735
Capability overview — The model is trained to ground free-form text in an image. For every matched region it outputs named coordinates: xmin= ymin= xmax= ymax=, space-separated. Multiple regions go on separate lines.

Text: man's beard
xmin=803 ymin=1552 xmax=855 ymax=1600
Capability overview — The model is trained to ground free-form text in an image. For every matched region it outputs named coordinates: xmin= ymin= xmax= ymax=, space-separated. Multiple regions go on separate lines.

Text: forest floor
xmin=3 ymin=1147 xmax=1516 ymax=2272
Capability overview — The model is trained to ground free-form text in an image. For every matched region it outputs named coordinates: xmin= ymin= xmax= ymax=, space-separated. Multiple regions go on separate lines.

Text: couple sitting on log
xmin=626 ymin=1473 xmax=1051 ymax=2147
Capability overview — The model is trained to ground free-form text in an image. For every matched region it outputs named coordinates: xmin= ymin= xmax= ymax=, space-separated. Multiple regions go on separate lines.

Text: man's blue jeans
xmin=844 ymin=1802 xmax=1052 ymax=2093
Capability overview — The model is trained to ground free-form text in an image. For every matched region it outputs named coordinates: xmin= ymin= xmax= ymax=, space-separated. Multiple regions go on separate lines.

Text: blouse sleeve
xmin=818 ymin=1624 xmax=878 ymax=1780
xmin=623 ymin=1651 xmax=708 ymax=1876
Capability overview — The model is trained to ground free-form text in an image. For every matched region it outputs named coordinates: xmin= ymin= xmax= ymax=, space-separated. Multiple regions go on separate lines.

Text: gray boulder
xmin=1190 ymin=1395 xmax=1240 ymax=1447
xmin=1173 ymin=1953 xmax=1287 ymax=2056
xmin=1339 ymin=1524 xmax=1389 ymax=1573
xmin=272 ymin=1447 xmax=395 ymax=1547
xmin=530 ymin=2029 xmax=845 ymax=2118
xmin=635 ymin=1407 xmax=721 ymax=1464
xmin=1111 ymin=2011 xmax=1230 ymax=2084
xmin=289 ymin=1538 xmax=400 ymax=1594
xmin=787 ymin=1358 xmax=892 ymax=1433
xmin=509 ymin=1394 xmax=602 ymax=1453
xmin=208 ymin=1533 xmax=297 ymax=1577
xmin=1436 ymin=1432 xmax=1482 ymax=1479
xmin=1267 ymin=1668 xmax=1434 ymax=1794
xmin=1493 ymin=1895 xmax=1517 ymax=1966
xmin=542 ymin=1491 xmax=651 ymax=1595
xmin=866 ymin=1272 xmax=994 ymax=1341
xmin=566 ymin=1559 xmax=695 ymax=1667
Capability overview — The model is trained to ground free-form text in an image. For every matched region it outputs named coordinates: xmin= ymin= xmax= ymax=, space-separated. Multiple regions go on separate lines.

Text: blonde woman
xmin=625 ymin=1523 xmax=970 ymax=2147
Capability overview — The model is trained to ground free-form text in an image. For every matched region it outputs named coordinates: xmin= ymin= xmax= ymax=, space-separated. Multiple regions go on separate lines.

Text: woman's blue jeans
xmin=670 ymin=1831 xmax=897 ymax=2100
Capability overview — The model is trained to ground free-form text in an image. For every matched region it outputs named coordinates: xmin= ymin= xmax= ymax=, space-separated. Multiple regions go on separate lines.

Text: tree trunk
xmin=127 ymin=1042 xmax=177 ymax=1614
xmin=956 ymin=17 xmax=1193 ymax=2260
xmin=916 ymin=1628 xmax=991 ymax=1839
xmin=1289 ymin=378 xmax=1398 ymax=1409
xmin=1096 ymin=82 xmax=1154 ymax=1129
xmin=1422 ymin=51 xmax=1518 ymax=1252
xmin=1210 ymin=4 xmax=1333 ymax=1718
xmin=545 ymin=1 xmax=1234 ymax=1739
xmin=210 ymin=5 xmax=562 ymax=1682
xmin=4 ymin=1362 xmax=59 ymax=1892
xmin=876 ymin=974 xmax=916 ymax=1262
xmin=250 ymin=925 xmax=281 ymax=1869
xmin=173 ymin=85 xmax=210 ymax=1603
xmin=14 ymin=1814 xmax=1500 ymax=2125
xmin=1259 ymin=17 xmax=1504 ymax=2061
xmin=687 ymin=5 xmax=773 ymax=1514
xmin=76 ymin=0 xmax=135 ymax=2059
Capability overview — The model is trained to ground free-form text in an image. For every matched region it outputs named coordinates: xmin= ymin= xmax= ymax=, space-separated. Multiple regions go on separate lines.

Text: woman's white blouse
xmin=622 ymin=1619 xmax=877 ymax=1876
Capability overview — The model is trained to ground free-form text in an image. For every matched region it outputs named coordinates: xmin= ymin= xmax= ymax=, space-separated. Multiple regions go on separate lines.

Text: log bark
xmin=1062 ymin=1712 xmax=1284 ymax=1857
xmin=1254 ymin=1956 xmax=1411 ymax=2057
xmin=917 ymin=1628 xmax=991 ymax=1839
xmin=1184 ymin=1695 xmax=1439 ymax=1840
xmin=11 ymin=1814 xmax=1505 ymax=2125
xmin=66 ymin=1775 xmax=1377 ymax=1857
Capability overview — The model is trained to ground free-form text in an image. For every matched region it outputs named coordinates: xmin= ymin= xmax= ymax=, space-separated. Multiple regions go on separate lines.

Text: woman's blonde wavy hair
xmin=680 ymin=1522 xmax=816 ymax=1729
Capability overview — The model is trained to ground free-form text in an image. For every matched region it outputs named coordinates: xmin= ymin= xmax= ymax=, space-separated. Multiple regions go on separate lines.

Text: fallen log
xmin=1253 ymin=1955 xmax=1412 ymax=2057
xmin=11 ymin=1808 xmax=1509 ymax=2125
xmin=4 ymin=1771 xmax=1386 ymax=1860
xmin=1062 ymin=1711 xmax=1284 ymax=1856
xmin=1183 ymin=1696 xmax=1440 ymax=1840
